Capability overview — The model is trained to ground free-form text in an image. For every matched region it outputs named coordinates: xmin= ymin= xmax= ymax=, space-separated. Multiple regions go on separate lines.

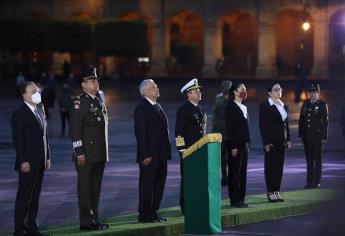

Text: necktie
xmin=34 ymin=108 xmax=43 ymax=128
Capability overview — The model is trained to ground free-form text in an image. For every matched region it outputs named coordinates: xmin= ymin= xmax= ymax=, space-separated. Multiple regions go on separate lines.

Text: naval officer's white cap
xmin=180 ymin=78 xmax=202 ymax=94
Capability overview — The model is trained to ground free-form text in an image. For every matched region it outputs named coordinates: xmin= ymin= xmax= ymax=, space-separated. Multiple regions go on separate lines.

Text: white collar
xmin=145 ymin=97 xmax=156 ymax=105
xmin=189 ymin=101 xmax=198 ymax=107
xmin=85 ymin=92 xmax=96 ymax=99
xmin=234 ymin=100 xmax=248 ymax=119
xmin=24 ymin=101 xmax=36 ymax=113
xmin=268 ymin=97 xmax=284 ymax=107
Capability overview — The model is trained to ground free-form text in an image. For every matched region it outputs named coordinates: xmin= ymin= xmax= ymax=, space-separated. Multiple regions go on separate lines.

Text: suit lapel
xmin=23 ymin=104 xmax=43 ymax=131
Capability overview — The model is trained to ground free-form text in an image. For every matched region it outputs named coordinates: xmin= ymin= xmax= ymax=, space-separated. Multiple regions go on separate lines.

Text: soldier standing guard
xmin=175 ymin=78 xmax=206 ymax=214
xmin=299 ymin=83 xmax=329 ymax=189
xmin=71 ymin=68 xmax=110 ymax=231
xmin=212 ymin=80 xmax=232 ymax=185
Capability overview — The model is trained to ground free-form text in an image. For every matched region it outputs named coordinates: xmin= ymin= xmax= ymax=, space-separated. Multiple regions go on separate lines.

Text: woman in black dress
xmin=225 ymin=82 xmax=250 ymax=208
xmin=259 ymin=83 xmax=291 ymax=202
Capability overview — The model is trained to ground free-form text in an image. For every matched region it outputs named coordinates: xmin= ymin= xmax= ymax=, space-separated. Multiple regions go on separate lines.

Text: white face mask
xmin=31 ymin=92 xmax=42 ymax=104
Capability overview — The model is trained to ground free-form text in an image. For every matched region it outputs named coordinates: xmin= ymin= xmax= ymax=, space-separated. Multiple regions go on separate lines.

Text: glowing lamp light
xmin=302 ymin=22 xmax=311 ymax=31
xmin=138 ymin=57 xmax=150 ymax=63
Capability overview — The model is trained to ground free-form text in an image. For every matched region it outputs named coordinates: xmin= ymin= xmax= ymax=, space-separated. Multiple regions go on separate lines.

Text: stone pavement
xmin=0 ymin=80 xmax=344 ymax=234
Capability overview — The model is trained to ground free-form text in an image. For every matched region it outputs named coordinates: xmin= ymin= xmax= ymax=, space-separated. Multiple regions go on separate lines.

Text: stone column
xmin=149 ymin=24 xmax=167 ymax=77
xmin=311 ymin=10 xmax=329 ymax=79
xmin=201 ymin=24 xmax=219 ymax=78
xmin=256 ymin=23 xmax=277 ymax=78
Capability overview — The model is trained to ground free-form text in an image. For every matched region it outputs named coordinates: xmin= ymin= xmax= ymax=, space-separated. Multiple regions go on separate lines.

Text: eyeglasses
xmin=272 ymin=88 xmax=282 ymax=92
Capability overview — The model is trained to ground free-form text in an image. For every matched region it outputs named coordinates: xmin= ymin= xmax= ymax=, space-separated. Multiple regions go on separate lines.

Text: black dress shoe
xmin=240 ymin=202 xmax=249 ymax=208
xmin=96 ymin=222 xmax=109 ymax=229
xmin=80 ymin=223 xmax=103 ymax=230
xmin=231 ymin=202 xmax=246 ymax=208
xmin=138 ymin=216 xmax=158 ymax=223
xmin=154 ymin=216 xmax=167 ymax=222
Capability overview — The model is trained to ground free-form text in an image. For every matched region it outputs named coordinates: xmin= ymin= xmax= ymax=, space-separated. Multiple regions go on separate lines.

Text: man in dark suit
xmin=134 ymin=79 xmax=171 ymax=223
xmin=299 ymin=83 xmax=328 ymax=189
xmin=11 ymin=82 xmax=51 ymax=236
xmin=71 ymin=68 xmax=109 ymax=231
xmin=175 ymin=78 xmax=206 ymax=214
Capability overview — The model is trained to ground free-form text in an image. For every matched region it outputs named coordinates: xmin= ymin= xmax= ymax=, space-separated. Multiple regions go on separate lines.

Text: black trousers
xmin=60 ymin=110 xmax=69 ymax=135
xmin=75 ymin=162 xmax=105 ymax=226
xmin=138 ymin=159 xmax=167 ymax=219
xmin=228 ymin=145 xmax=248 ymax=204
xmin=14 ymin=168 xmax=44 ymax=234
xmin=221 ymin=140 xmax=228 ymax=179
xmin=264 ymin=141 xmax=286 ymax=193
xmin=303 ymin=139 xmax=322 ymax=186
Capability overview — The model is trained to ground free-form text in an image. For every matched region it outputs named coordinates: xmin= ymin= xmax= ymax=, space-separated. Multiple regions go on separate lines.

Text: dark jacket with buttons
xmin=299 ymin=99 xmax=328 ymax=140
xmin=71 ymin=92 xmax=108 ymax=162
xmin=259 ymin=100 xmax=290 ymax=146
xmin=175 ymin=101 xmax=206 ymax=152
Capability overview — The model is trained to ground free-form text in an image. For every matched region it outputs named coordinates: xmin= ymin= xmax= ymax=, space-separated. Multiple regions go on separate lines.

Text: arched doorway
xmin=168 ymin=11 xmax=203 ymax=75
xmin=218 ymin=11 xmax=258 ymax=76
xmin=276 ymin=9 xmax=314 ymax=76
xmin=329 ymin=9 xmax=345 ymax=77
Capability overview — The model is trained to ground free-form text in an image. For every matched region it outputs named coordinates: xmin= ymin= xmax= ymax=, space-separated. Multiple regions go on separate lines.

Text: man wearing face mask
xmin=175 ymin=78 xmax=206 ymax=214
xmin=11 ymin=82 xmax=51 ymax=236
xmin=71 ymin=68 xmax=109 ymax=231
xmin=299 ymin=83 xmax=328 ymax=189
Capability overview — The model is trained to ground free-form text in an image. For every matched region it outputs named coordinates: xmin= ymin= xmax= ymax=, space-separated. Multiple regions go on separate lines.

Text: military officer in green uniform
xmin=175 ymin=78 xmax=206 ymax=214
xmin=299 ymin=83 xmax=328 ymax=189
xmin=212 ymin=80 xmax=232 ymax=185
xmin=71 ymin=68 xmax=109 ymax=231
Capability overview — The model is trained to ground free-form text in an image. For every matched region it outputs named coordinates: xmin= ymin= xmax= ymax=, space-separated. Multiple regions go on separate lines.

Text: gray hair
xmin=139 ymin=79 xmax=154 ymax=97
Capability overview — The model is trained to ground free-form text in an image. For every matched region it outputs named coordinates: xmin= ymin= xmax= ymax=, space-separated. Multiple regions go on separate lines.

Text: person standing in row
xmin=212 ymin=80 xmax=232 ymax=186
xmin=12 ymin=82 xmax=51 ymax=236
xmin=134 ymin=79 xmax=171 ymax=223
xmin=175 ymin=78 xmax=206 ymax=214
xmin=225 ymin=82 xmax=250 ymax=208
xmin=71 ymin=68 xmax=109 ymax=231
xmin=259 ymin=83 xmax=291 ymax=203
xmin=299 ymin=83 xmax=328 ymax=189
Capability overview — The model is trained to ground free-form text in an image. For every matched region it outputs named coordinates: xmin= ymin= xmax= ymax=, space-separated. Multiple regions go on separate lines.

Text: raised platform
xmin=37 ymin=189 xmax=336 ymax=236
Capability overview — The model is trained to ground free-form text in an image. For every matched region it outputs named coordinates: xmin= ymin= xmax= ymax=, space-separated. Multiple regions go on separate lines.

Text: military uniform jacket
xmin=71 ymin=92 xmax=108 ymax=162
xmin=175 ymin=101 xmax=207 ymax=152
xmin=299 ymin=99 xmax=328 ymax=140
xmin=212 ymin=93 xmax=228 ymax=139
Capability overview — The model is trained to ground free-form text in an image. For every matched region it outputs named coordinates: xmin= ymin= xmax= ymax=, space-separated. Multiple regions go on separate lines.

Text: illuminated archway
xmin=276 ymin=9 xmax=314 ymax=76
xmin=218 ymin=11 xmax=258 ymax=76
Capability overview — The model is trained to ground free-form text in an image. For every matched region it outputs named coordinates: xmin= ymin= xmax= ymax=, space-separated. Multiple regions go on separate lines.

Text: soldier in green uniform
xmin=71 ymin=68 xmax=109 ymax=231
xmin=212 ymin=80 xmax=232 ymax=186
xmin=299 ymin=83 xmax=328 ymax=189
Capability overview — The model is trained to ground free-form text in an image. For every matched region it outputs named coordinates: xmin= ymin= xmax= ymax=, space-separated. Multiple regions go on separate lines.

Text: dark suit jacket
xmin=11 ymin=103 xmax=50 ymax=171
xmin=175 ymin=101 xmax=206 ymax=152
xmin=259 ymin=100 xmax=290 ymax=146
xmin=134 ymin=98 xmax=171 ymax=163
xmin=225 ymin=101 xmax=250 ymax=149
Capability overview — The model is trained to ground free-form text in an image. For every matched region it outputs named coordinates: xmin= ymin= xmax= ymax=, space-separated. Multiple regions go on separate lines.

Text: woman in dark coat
xmin=259 ymin=82 xmax=291 ymax=202
xmin=225 ymin=82 xmax=250 ymax=208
